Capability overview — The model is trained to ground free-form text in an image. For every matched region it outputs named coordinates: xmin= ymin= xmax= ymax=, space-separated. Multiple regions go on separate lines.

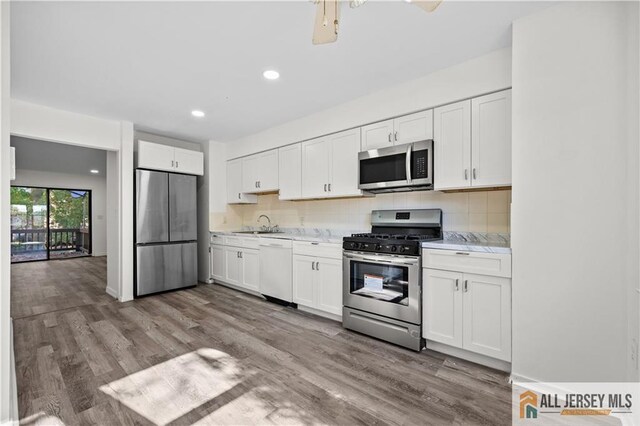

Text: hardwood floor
xmin=11 ymin=257 xmax=512 ymax=425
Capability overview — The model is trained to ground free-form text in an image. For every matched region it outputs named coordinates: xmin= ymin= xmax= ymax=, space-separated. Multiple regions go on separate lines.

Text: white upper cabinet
xmin=278 ymin=144 xmax=302 ymax=200
xmin=301 ymin=129 xmax=362 ymax=199
xmin=434 ymin=100 xmax=472 ymax=190
xmin=301 ymin=137 xmax=331 ymax=198
xmin=471 ymin=90 xmax=512 ymax=188
xmin=394 ymin=110 xmax=433 ymax=145
xmin=137 ymin=140 xmax=204 ymax=176
xmin=241 ymin=149 xmax=278 ymax=193
xmin=361 ymin=110 xmax=433 ymax=151
xmin=327 ymin=128 xmax=361 ymax=197
xmin=174 ymin=147 xmax=204 ymax=176
xmin=137 ymin=140 xmax=176 ymax=172
xmin=226 ymin=159 xmax=257 ymax=204
xmin=361 ymin=119 xmax=394 ymax=151
xmin=434 ymin=90 xmax=512 ymax=191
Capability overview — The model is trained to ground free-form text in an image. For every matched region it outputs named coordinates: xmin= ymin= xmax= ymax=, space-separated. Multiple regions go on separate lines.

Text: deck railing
xmin=11 ymin=228 xmax=91 ymax=253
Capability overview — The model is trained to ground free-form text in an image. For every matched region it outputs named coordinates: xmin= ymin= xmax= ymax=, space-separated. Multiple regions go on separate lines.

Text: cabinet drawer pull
xmin=473 ymin=168 xmax=477 ymax=180
xmin=464 ymin=169 xmax=468 ymax=180
xmin=311 ymin=242 xmax=319 ymax=245
xmin=455 ymin=252 xmax=469 ymax=256
xmin=464 ymin=280 xmax=468 ymax=292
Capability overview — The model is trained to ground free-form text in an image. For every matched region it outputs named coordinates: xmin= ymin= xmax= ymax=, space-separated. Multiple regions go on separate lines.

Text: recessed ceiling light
xmin=191 ymin=110 xmax=205 ymax=118
xmin=263 ymin=70 xmax=280 ymax=80
xmin=90 ymin=169 xmax=99 ymax=174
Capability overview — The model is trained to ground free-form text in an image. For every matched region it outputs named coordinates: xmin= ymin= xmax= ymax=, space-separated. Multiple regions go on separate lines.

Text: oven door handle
xmin=344 ymin=254 xmax=419 ymax=266
xmin=405 ymin=143 xmax=412 ymax=185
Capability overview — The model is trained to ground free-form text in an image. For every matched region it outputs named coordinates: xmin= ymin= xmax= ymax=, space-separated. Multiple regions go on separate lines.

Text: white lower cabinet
xmin=210 ymin=244 xmax=225 ymax=281
xmin=423 ymin=252 xmax=512 ymax=362
xmin=223 ymin=246 xmax=260 ymax=292
xmin=293 ymin=255 xmax=342 ymax=317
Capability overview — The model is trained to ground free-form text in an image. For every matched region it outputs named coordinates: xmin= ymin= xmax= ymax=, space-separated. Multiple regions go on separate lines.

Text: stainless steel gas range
xmin=342 ymin=209 xmax=442 ymax=351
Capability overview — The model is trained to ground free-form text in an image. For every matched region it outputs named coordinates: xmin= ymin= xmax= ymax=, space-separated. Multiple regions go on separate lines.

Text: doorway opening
xmin=10 ymin=186 xmax=92 ymax=263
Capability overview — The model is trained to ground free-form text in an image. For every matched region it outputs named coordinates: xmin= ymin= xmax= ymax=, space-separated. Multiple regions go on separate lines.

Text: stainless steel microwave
xmin=358 ymin=140 xmax=434 ymax=193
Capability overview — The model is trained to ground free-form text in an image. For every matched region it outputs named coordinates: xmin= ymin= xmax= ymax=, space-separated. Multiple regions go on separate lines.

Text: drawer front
xmin=293 ymin=241 xmax=342 ymax=259
xmin=223 ymin=235 xmax=260 ymax=249
xmin=210 ymin=234 xmax=224 ymax=245
xmin=422 ymin=249 xmax=511 ymax=278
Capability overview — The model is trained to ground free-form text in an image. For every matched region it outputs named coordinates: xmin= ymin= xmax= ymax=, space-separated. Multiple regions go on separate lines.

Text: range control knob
xmin=350 ymin=242 xmax=357 ymax=249
xmin=375 ymin=244 xmax=382 ymax=251
xmin=390 ymin=245 xmax=398 ymax=252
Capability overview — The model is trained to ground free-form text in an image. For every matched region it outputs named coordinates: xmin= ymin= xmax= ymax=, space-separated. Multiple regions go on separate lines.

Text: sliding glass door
xmin=10 ymin=186 xmax=92 ymax=263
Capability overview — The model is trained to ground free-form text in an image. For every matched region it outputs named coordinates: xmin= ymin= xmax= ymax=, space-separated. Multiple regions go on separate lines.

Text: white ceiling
xmin=11 ymin=1 xmax=550 ymax=143
xmin=11 ymin=136 xmax=107 ymax=176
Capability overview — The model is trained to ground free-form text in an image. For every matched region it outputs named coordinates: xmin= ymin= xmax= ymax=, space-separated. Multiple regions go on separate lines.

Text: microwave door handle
xmin=405 ymin=144 xmax=412 ymax=184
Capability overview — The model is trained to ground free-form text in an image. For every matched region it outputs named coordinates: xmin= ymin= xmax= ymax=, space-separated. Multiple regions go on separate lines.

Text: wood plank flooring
xmin=11 ymin=257 xmax=512 ymax=425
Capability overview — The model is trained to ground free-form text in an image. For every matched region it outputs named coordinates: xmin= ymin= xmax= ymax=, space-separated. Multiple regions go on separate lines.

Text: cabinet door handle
xmin=258 ymin=181 xmax=261 ymax=188
xmin=455 ymin=279 xmax=459 ymax=291
xmin=171 ymin=160 xmax=175 ymax=167
xmin=240 ymin=251 xmax=243 ymax=259
xmin=176 ymin=161 xmax=179 ymax=168
xmin=328 ymin=183 xmax=331 ymax=192
xmin=315 ymin=261 xmax=320 ymax=271
xmin=394 ymin=131 xmax=398 ymax=142
xmin=312 ymin=261 xmax=315 ymax=271
xmin=472 ymin=168 xmax=477 ymax=180
xmin=388 ymin=133 xmax=392 ymax=143
xmin=464 ymin=169 xmax=468 ymax=180
xmin=324 ymin=184 xmax=327 ymax=192
xmin=238 ymin=192 xmax=241 ymax=200
xmin=464 ymin=280 xmax=468 ymax=292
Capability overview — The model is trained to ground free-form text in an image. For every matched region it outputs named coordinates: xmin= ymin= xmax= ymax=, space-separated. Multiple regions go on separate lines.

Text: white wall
xmin=0 ymin=2 xmax=12 ymax=424
xmin=106 ymin=151 xmax=119 ymax=298
xmin=226 ymin=48 xmax=512 ymax=159
xmin=11 ymin=99 xmax=121 ymax=151
xmin=12 ymin=169 xmax=108 ymax=256
xmin=208 ymin=141 xmax=227 ymax=231
xmin=511 ymin=1 xmax=639 ymax=382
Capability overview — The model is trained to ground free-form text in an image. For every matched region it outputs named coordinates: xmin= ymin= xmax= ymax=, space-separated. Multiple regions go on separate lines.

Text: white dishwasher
xmin=258 ymin=238 xmax=293 ymax=304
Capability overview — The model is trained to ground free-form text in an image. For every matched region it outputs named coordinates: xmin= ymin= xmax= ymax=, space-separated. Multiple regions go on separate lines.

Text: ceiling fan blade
xmin=411 ymin=0 xmax=443 ymax=13
xmin=312 ymin=0 xmax=340 ymax=45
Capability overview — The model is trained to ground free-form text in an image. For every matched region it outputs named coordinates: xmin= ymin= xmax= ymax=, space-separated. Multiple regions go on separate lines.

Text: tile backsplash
xmin=211 ymin=189 xmax=511 ymax=234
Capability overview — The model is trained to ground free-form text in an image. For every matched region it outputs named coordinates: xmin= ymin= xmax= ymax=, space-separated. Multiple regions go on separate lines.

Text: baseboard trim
xmin=426 ymin=340 xmax=511 ymax=372
xmin=105 ymin=286 xmax=118 ymax=299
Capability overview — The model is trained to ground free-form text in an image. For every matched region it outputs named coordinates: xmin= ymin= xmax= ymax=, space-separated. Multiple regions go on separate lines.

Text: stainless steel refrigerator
xmin=135 ymin=169 xmax=197 ymax=297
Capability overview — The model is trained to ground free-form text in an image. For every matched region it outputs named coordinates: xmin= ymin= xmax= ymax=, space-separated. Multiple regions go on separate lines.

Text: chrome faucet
xmin=257 ymin=214 xmax=272 ymax=231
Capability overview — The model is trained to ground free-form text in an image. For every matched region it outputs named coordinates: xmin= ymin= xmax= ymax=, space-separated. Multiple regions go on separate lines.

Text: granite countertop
xmin=210 ymin=228 xmax=356 ymax=244
xmin=421 ymin=232 xmax=511 ymax=254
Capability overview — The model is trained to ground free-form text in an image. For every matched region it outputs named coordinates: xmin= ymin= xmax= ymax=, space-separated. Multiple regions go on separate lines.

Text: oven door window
xmin=360 ymin=153 xmax=407 ymax=185
xmin=350 ymin=260 xmax=409 ymax=305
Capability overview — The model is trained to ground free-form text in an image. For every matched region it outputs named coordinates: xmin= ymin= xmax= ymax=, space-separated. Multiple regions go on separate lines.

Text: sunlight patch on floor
xmin=99 ymin=348 xmax=245 ymax=425
xmin=20 ymin=412 xmax=66 ymax=426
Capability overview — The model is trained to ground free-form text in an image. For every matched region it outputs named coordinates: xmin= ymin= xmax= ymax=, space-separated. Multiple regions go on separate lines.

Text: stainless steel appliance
xmin=358 ymin=140 xmax=434 ymax=193
xmin=342 ymin=209 xmax=442 ymax=351
xmin=135 ymin=169 xmax=197 ymax=297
